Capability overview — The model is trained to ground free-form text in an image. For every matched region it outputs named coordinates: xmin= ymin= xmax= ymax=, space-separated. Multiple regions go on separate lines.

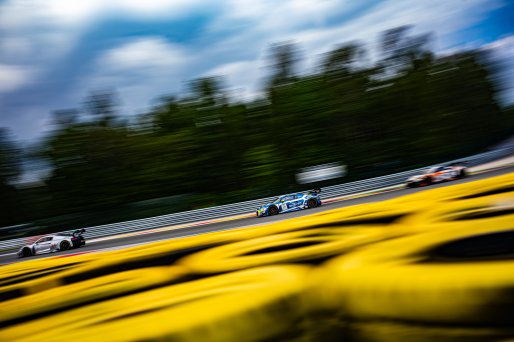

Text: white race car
xmin=17 ymin=229 xmax=86 ymax=258
xmin=406 ymin=165 xmax=467 ymax=188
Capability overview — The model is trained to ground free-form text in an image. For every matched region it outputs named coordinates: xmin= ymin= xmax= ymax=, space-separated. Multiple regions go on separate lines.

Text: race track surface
xmin=2 ymin=166 xmax=513 ymax=264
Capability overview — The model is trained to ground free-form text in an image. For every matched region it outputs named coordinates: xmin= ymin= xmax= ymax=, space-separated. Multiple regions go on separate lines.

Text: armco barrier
xmin=0 ymin=147 xmax=512 ymax=252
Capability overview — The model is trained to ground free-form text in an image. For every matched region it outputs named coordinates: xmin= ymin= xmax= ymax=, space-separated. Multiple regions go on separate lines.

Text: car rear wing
xmin=72 ymin=228 xmax=86 ymax=237
xmin=308 ymin=188 xmax=321 ymax=195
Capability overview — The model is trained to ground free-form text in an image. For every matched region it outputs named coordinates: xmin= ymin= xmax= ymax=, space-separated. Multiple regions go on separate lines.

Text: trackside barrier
xmin=0 ymin=266 xmax=312 ymax=342
xmin=313 ymin=197 xmax=514 ymax=327
xmin=0 ymin=147 xmax=512 ymax=252
xmin=0 ymin=172 xmax=513 ymax=341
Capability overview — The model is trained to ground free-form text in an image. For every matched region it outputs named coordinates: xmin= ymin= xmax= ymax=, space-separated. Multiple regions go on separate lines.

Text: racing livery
xmin=256 ymin=189 xmax=321 ymax=217
xmin=406 ymin=164 xmax=467 ymax=188
xmin=17 ymin=229 xmax=86 ymax=258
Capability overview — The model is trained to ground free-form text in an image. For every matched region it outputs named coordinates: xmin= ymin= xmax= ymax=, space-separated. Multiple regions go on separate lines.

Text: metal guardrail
xmin=1 ymin=147 xmax=512 ymax=252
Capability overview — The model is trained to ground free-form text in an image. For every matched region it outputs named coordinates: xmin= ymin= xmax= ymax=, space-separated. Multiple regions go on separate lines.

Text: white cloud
xmin=0 ymin=0 xmax=209 ymax=95
xmin=79 ymin=37 xmax=189 ymax=114
xmin=100 ymin=38 xmax=186 ymax=70
xmin=484 ymin=35 xmax=514 ymax=56
xmin=204 ymin=60 xmax=267 ymax=100
xmin=206 ymin=0 xmax=357 ymax=59
xmin=215 ymin=0 xmax=348 ymax=27
xmin=0 ymin=65 xmax=38 ymax=92
xmin=0 ymin=37 xmax=34 ymax=62
xmin=1 ymin=0 xmax=209 ymax=29
xmin=483 ymin=35 xmax=514 ymax=104
xmin=289 ymin=0 xmax=504 ymax=62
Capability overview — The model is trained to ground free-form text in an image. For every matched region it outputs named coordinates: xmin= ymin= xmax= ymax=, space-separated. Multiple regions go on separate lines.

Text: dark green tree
xmin=0 ymin=129 xmax=21 ymax=225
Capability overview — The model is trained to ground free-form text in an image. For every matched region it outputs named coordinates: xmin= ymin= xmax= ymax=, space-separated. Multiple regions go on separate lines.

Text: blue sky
xmin=1 ymin=0 xmax=513 ymax=142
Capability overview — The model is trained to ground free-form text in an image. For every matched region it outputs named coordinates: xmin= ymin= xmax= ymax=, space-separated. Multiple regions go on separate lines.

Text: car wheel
xmin=268 ymin=205 xmax=279 ymax=216
xmin=60 ymin=240 xmax=71 ymax=251
xmin=307 ymin=198 xmax=318 ymax=209
xmin=21 ymin=248 xmax=32 ymax=257
xmin=458 ymin=169 xmax=467 ymax=179
xmin=421 ymin=177 xmax=432 ymax=186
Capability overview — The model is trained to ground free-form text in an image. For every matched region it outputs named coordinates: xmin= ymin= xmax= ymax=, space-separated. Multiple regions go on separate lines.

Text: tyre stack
xmin=0 ymin=172 xmax=513 ymax=341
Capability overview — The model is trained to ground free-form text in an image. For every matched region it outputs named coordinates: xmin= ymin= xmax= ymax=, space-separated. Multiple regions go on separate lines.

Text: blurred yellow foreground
xmin=1 ymin=172 xmax=514 ymax=341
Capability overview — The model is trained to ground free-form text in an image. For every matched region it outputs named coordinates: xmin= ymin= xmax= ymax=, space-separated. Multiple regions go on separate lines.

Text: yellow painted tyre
xmin=178 ymin=227 xmax=403 ymax=274
xmin=345 ymin=321 xmax=514 ymax=342
xmin=0 ymin=266 xmax=311 ymax=342
xmin=0 ymin=252 xmax=100 ymax=288
xmin=0 ymin=230 xmax=260 ymax=300
xmin=314 ymin=222 xmax=514 ymax=326
xmin=400 ymin=193 xmax=514 ymax=230
xmin=312 ymin=200 xmax=430 ymax=228
xmin=0 ymin=266 xmax=187 ymax=327
xmin=0 ymin=252 xmax=112 ymax=300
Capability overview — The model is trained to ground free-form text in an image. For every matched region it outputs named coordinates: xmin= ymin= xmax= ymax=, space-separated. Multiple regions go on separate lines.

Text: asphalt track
xmin=2 ymin=166 xmax=514 ymax=264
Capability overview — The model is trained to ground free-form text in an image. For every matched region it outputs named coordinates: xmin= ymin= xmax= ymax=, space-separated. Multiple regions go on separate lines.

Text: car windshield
xmin=273 ymin=196 xmax=285 ymax=203
xmin=36 ymin=236 xmax=52 ymax=243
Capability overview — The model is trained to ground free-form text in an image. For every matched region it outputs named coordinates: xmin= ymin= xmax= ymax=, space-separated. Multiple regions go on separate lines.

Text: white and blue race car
xmin=256 ymin=189 xmax=321 ymax=217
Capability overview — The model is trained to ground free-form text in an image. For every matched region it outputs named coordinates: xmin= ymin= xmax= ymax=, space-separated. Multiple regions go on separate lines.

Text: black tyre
xmin=268 ymin=205 xmax=279 ymax=216
xmin=60 ymin=240 xmax=71 ymax=251
xmin=458 ymin=169 xmax=467 ymax=179
xmin=307 ymin=198 xmax=318 ymax=209
xmin=21 ymin=248 xmax=32 ymax=258
xmin=421 ymin=177 xmax=432 ymax=186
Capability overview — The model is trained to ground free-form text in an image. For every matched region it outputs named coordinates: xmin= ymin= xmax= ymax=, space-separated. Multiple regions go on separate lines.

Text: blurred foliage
xmin=1 ymin=26 xmax=513 ymax=231
xmin=0 ymin=129 xmax=21 ymax=226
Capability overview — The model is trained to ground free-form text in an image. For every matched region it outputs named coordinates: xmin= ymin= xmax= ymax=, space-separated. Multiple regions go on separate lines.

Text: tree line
xmin=1 ymin=26 xmax=513 ymax=232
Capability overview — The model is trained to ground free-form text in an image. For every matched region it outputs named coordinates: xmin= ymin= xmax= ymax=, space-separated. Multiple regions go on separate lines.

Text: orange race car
xmin=405 ymin=164 xmax=467 ymax=188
